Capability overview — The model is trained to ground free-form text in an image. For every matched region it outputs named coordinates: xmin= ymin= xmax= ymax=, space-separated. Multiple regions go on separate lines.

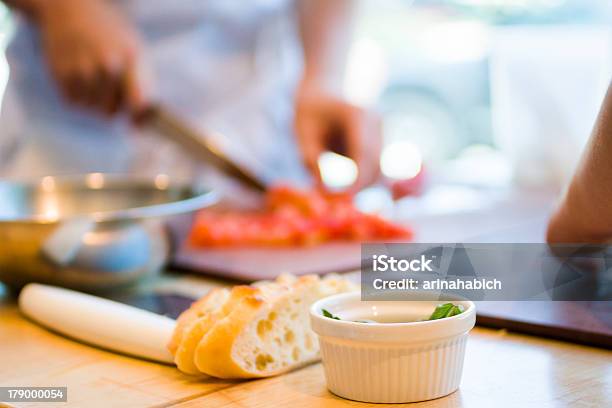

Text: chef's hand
xmin=35 ymin=0 xmax=148 ymax=117
xmin=294 ymin=80 xmax=382 ymax=191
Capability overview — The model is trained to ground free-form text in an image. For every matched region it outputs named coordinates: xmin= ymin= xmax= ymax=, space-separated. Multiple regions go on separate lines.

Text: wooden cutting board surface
xmin=2 ymin=275 xmax=611 ymax=408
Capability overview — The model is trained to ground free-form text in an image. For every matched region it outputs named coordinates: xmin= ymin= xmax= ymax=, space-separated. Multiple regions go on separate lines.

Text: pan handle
xmin=40 ymin=217 xmax=95 ymax=267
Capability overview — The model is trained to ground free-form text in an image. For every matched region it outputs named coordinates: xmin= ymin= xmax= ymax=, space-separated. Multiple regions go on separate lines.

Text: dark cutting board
xmin=476 ymin=301 xmax=612 ymax=349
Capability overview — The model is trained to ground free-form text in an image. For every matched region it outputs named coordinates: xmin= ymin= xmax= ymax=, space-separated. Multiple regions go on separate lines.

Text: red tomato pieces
xmin=189 ymin=185 xmax=413 ymax=247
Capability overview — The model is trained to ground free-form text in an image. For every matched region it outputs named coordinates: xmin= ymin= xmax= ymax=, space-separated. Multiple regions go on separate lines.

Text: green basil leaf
xmin=322 ymin=308 xmax=340 ymax=320
xmin=445 ymin=305 xmax=464 ymax=318
xmin=428 ymin=303 xmax=464 ymax=320
xmin=428 ymin=303 xmax=455 ymax=320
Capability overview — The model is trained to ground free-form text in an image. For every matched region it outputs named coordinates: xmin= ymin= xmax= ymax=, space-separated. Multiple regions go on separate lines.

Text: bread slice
xmin=319 ymin=273 xmax=359 ymax=297
xmin=169 ymin=273 xmax=357 ymax=378
xmin=167 ymin=288 xmax=230 ymax=356
xmin=192 ymin=275 xmax=356 ymax=378
xmin=172 ymin=278 xmax=296 ymax=374
xmin=173 ymin=286 xmax=250 ymax=374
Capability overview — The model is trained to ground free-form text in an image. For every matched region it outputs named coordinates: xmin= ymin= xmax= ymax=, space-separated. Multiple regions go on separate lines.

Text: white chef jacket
xmin=0 ymin=0 xmax=308 ymax=185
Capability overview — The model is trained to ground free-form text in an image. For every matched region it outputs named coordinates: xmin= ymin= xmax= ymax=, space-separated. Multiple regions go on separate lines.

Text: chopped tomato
xmin=189 ymin=185 xmax=412 ymax=247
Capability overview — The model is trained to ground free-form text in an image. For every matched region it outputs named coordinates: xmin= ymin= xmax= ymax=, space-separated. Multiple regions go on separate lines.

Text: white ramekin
xmin=310 ymin=292 xmax=476 ymax=403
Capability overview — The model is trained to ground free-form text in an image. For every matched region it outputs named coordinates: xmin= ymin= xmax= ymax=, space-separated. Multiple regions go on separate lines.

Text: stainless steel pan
xmin=0 ymin=173 xmax=216 ymax=291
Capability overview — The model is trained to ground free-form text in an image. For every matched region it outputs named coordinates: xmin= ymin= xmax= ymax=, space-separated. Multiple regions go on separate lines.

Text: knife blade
xmin=141 ymin=105 xmax=267 ymax=192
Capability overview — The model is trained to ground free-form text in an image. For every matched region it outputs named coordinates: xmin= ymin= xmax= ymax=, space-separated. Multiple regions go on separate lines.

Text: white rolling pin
xmin=19 ymin=283 xmax=176 ymax=364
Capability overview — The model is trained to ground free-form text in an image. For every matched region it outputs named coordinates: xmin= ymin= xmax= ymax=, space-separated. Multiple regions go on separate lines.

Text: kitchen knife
xmin=141 ymin=105 xmax=267 ymax=193
xmin=19 ymin=283 xmax=176 ymax=364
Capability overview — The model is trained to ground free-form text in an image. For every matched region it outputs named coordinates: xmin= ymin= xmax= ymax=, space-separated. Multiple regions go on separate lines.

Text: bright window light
xmin=318 ymin=151 xmax=358 ymax=189
xmin=380 ymin=141 xmax=422 ymax=180
xmin=343 ymin=38 xmax=388 ymax=106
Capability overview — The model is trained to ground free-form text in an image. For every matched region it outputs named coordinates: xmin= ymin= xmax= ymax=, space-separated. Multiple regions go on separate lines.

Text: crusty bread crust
xmin=194 ymin=275 xmax=320 ymax=378
xmin=194 ymin=293 xmax=268 ymax=378
xmin=167 ymin=288 xmax=229 ymax=356
xmin=174 ymin=286 xmax=253 ymax=374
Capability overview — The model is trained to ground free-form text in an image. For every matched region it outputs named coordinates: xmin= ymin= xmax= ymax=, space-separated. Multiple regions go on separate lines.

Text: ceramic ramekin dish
xmin=310 ymin=292 xmax=476 ymax=403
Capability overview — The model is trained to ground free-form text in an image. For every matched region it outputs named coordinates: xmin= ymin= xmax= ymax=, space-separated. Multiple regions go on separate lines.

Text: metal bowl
xmin=0 ymin=173 xmax=216 ymax=291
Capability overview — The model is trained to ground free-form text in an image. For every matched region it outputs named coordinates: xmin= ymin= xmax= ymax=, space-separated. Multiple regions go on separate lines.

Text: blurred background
xmin=1 ymin=0 xmax=611 ymax=208
xmin=346 ymin=0 xmax=612 ymax=191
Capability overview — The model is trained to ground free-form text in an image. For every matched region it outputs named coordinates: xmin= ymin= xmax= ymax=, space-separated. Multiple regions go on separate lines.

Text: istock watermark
xmin=372 ymin=254 xmax=434 ymax=272
xmin=361 ymin=243 xmax=612 ymax=301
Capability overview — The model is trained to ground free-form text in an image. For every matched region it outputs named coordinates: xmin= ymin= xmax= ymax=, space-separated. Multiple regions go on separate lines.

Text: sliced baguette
xmin=169 ymin=273 xmax=357 ymax=378
xmin=171 ymin=277 xmax=295 ymax=374
xmin=173 ymin=286 xmax=249 ymax=374
xmin=192 ymin=274 xmax=355 ymax=378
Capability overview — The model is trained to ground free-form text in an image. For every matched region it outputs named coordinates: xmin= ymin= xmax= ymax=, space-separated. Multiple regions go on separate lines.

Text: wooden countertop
xmin=1 ymin=275 xmax=611 ymax=408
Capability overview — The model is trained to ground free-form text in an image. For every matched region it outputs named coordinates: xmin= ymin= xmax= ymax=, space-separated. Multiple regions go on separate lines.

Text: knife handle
xmin=19 ymin=284 xmax=176 ymax=364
